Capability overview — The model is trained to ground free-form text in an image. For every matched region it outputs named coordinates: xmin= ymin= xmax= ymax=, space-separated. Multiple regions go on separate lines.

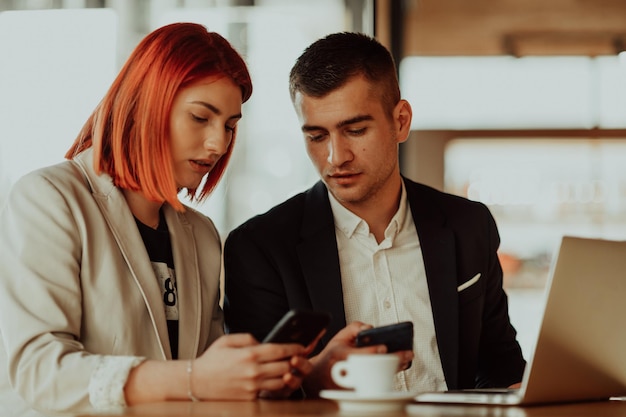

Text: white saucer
xmin=320 ymin=390 xmax=415 ymax=413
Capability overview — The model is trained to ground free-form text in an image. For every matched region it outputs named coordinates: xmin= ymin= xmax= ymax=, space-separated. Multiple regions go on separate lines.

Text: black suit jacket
xmin=224 ymin=178 xmax=526 ymax=389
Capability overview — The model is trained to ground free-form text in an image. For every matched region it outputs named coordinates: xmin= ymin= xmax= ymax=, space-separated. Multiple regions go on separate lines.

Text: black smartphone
xmin=355 ymin=321 xmax=414 ymax=353
xmin=262 ymin=309 xmax=331 ymax=346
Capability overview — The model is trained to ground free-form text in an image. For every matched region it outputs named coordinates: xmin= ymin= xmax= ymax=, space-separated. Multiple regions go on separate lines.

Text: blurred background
xmin=2 ymin=0 xmax=626 ymax=358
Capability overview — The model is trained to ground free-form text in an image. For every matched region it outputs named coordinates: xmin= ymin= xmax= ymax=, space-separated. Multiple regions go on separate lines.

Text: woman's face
xmin=169 ymin=75 xmax=242 ymax=190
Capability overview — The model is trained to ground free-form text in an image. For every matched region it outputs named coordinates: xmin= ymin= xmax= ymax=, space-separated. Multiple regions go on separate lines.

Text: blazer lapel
xmin=74 ymin=151 xmax=171 ymax=359
xmin=296 ymin=182 xmax=346 ymax=343
xmin=405 ymin=179 xmax=460 ymax=389
xmin=165 ymin=207 xmax=200 ymax=360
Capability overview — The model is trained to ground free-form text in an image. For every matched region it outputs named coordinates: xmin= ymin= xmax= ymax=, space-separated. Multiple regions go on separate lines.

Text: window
xmin=0 ymin=1 xmax=369 ymax=234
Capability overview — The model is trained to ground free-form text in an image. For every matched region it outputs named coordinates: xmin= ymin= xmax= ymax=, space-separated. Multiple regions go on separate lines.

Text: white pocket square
xmin=457 ymin=273 xmax=481 ymax=292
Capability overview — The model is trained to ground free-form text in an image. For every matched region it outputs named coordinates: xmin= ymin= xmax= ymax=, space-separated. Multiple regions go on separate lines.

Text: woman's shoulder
xmin=10 ymin=159 xmax=86 ymax=194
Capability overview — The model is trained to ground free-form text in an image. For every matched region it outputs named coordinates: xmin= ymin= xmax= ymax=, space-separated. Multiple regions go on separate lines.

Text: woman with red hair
xmin=0 ymin=23 xmax=311 ymax=416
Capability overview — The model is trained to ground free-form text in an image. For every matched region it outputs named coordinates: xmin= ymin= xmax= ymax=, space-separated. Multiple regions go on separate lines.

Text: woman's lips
xmin=189 ymin=159 xmax=213 ymax=174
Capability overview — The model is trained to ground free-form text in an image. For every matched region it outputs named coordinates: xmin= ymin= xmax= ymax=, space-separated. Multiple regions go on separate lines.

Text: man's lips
xmin=328 ymin=170 xmax=359 ymax=177
xmin=327 ymin=171 xmax=360 ymax=184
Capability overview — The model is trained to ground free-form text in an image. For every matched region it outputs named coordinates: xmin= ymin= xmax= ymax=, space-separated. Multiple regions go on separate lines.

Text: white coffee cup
xmin=331 ymin=354 xmax=399 ymax=396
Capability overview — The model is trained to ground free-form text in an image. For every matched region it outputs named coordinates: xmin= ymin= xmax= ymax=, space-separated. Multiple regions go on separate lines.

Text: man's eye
xmin=348 ymin=128 xmax=366 ymax=136
xmin=307 ymin=133 xmax=325 ymax=142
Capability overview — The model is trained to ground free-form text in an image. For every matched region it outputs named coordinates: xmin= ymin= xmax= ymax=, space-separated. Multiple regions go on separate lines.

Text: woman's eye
xmin=225 ymin=125 xmax=236 ymax=133
xmin=191 ymin=114 xmax=207 ymax=122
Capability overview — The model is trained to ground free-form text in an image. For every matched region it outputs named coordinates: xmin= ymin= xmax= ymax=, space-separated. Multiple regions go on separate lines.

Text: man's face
xmin=293 ymin=75 xmax=410 ymax=213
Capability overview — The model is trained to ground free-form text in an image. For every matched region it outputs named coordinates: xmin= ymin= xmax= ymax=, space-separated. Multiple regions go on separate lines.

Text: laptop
xmin=414 ymin=236 xmax=626 ymax=405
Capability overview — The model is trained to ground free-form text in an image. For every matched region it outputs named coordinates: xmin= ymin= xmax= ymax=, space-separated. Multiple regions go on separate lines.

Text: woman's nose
xmin=205 ymin=129 xmax=232 ymax=156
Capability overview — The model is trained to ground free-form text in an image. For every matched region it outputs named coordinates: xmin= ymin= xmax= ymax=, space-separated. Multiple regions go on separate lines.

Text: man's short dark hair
xmin=288 ymin=32 xmax=401 ymax=114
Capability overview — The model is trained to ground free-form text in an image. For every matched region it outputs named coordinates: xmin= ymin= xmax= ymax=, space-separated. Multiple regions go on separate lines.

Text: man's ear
xmin=394 ymin=99 xmax=413 ymax=144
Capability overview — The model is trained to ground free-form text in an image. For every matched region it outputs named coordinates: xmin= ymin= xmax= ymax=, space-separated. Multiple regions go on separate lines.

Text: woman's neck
xmin=122 ymin=189 xmax=163 ymax=229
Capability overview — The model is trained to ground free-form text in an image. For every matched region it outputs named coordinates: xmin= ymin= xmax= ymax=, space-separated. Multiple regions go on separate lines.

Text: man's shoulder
xmin=404 ymin=177 xmax=487 ymax=211
xmin=229 ymin=181 xmax=326 ymax=236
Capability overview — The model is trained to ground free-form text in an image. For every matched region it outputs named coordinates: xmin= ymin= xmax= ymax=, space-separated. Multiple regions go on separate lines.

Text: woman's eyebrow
xmin=190 ymin=100 xmax=242 ymax=120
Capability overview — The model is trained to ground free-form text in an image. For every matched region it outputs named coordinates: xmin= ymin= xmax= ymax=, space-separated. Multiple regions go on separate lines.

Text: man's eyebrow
xmin=337 ymin=114 xmax=373 ymax=128
xmin=302 ymin=124 xmax=325 ymax=133
xmin=190 ymin=100 xmax=242 ymax=120
xmin=301 ymin=114 xmax=374 ymax=132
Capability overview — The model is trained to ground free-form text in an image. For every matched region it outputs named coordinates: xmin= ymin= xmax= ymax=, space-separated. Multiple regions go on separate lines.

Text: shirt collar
xmin=328 ymin=181 xmax=409 ymax=240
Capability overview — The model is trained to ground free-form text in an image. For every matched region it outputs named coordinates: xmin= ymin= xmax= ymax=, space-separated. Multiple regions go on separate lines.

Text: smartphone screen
xmin=262 ymin=309 xmax=331 ymax=346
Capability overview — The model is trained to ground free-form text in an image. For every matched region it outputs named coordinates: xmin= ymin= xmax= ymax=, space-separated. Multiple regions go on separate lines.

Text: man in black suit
xmin=224 ymin=32 xmax=525 ymax=396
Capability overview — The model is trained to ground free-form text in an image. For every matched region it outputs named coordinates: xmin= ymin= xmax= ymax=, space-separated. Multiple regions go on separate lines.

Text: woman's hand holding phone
xmin=257 ymin=310 xmax=332 ymax=398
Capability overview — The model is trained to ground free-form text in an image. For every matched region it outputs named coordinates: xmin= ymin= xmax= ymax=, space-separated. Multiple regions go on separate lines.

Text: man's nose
xmin=327 ymin=136 xmax=352 ymax=166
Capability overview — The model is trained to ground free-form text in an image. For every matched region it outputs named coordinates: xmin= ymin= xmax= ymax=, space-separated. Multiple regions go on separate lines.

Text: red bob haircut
xmin=66 ymin=22 xmax=252 ymax=211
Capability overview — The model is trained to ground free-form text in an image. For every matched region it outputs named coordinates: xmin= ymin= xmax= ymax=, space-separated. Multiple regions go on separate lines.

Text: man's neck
xmin=342 ymin=177 xmax=403 ymax=244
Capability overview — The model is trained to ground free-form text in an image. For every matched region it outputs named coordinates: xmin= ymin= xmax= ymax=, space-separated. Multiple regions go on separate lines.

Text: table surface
xmin=77 ymin=398 xmax=626 ymax=417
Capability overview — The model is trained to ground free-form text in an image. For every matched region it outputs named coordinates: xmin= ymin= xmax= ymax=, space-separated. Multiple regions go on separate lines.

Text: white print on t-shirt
xmin=151 ymin=262 xmax=179 ymax=320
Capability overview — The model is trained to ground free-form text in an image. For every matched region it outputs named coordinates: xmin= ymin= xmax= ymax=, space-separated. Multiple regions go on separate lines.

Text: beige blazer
xmin=0 ymin=149 xmax=224 ymax=414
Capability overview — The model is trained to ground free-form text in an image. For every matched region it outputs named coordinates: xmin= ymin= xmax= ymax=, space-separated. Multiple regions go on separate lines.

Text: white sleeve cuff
xmin=89 ymin=355 xmax=146 ymax=410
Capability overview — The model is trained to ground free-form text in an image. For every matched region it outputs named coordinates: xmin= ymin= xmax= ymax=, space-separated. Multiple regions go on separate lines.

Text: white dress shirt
xmin=328 ymin=183 xmax=448 ymax=393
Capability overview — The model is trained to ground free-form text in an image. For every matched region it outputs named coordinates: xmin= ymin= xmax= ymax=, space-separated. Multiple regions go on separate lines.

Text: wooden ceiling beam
xmin=403 ymin=0 xmax=626 ymax=56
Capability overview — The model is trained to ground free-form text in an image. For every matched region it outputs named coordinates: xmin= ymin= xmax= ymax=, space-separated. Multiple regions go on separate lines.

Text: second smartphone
xmin=355 ymin=321 xmax=414 ymax=353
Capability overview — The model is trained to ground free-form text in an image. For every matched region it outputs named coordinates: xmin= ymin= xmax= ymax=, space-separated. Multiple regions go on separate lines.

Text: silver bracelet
xmin=187 ymin=360 xmax=199 ymax=402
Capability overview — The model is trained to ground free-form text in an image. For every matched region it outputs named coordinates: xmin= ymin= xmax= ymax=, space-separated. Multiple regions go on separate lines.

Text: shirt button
xmin=383 ymin=300 xmax=392 ymax=309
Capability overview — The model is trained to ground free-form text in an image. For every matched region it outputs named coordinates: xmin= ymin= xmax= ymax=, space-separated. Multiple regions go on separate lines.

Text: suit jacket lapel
xmin=405 ymin=179 xmax=460 ymax=389
xmin=74 ymin=150 xmax=170 ymax=359
xmin=297 ymin=182 xmax=346 ymax=343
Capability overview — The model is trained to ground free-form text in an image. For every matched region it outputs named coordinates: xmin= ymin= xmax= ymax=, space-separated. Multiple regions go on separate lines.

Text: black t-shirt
xmin=135 ymin=209 xmax=179 ymax=359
